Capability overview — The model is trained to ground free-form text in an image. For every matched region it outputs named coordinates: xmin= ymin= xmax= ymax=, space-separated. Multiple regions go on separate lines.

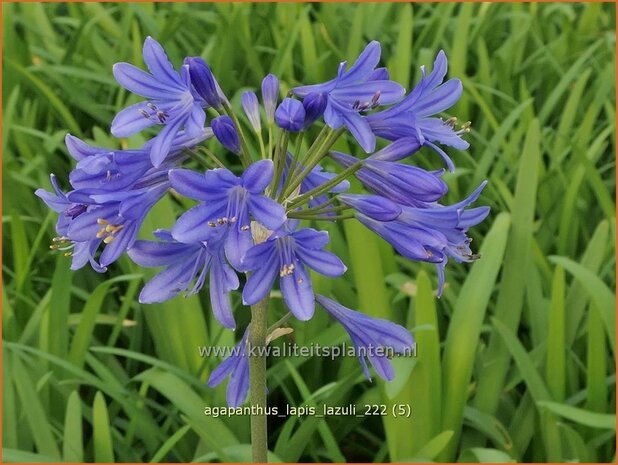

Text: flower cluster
xmin=37 ymin=37 xmax=488 ymax=407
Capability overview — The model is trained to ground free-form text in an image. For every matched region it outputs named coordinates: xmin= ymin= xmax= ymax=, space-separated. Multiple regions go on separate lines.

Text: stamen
xmin=63 ymin=251 xmax=73 ymax=257
xmin=139 ymin=109 xmax=150 ymax=119
xmin=103 ymin=236 xmax=115 ymax=244
xmin=370 ymin=90 xmax=381 ymax=108
xmin=97 ymin=218 xmax=108 ymax=225
xmin=444 ymin=116 xmax=458 ymax=128
xmin=240 ymin=225 xmax=250 ymax=231
xmin=156 ymin=111 xmax=168 ymax=123
xmin=297 ymin=278 xmax=304 ymax=284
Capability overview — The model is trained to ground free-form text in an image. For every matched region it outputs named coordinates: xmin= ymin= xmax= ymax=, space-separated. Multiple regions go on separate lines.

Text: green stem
xmin=281 ymin=128 xmax=344 ymax=201
xmin=221 ymin=100 xmax=253 ymax=167
xmin=249 ymin=296 xmax=269 ymax=463
xmin=287 ymin=160 xmax=363 ymax=210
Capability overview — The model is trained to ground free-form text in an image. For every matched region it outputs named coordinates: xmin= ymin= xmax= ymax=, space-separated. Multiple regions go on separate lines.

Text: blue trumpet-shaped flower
xmin=331 ymin=150 xmax=447 ymax=207
xmin=128 ymin=229 xmax=239 ymax=329
xmin=316 ymin=295 xmax=415 ymax=381
xmin=242 ymin=225 xmax=347 ymax=320
xmin=36 ymin=175 xmax=106 ymax=272
xmin=293 ymin=41 xmax=405 ymax=152
xmin=111 ymin=37 xmax=206 ymax=167
xmin=207 ymin=328 xmax=250 ymax=407
xmin=169 ymin=160 xmax=286 ymax=269
xmin=367 ymin=51 xmax=469 ymax=162
xmin=357 ymin=182 xmax=490 ymax=295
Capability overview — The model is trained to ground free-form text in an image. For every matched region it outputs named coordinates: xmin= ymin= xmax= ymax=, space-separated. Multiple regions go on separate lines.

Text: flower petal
xmin=209 ymin=258 xmax=239 ymax=329
xmin=111 ymin=101 xmax=157 ymax=138
xmin=150 ymin=114 xmax=188 ymax=167
xmin=142 ymin=36 xmax=184 ymax=89
xmin=242 ymin=248 xmax=279 ymax=305
xmin=128 ymin=239 xmax=198 ymax=267
xmin=169 ymin=168 xmax=211 ymax=200
xmin=171 ymin=202 xmax=227 ymax=243
xmin=280 ymin=264 xmax=314 ymax=320
xmin=241 ymin=159 xmax=274 ymax=193
xmin=113 ymin=62 xmax=180 ymax=99
xmin=295 ymin=247 xmax=347 ymax=277
xmin=247 ymin=195 xmax=286 ymax=230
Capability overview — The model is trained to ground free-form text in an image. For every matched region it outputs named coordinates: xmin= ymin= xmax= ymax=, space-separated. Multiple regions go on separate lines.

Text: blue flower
xmin=242 ymin=225 xmax=347 ymax=320
xmin=331 ymin=150 xmax=447 ymax=207
xmin=315 ymin=295 xmax=415 ymax=381
xmin=185 ymin=56 xmax=223 ymax=109
xmin=367 ymin=51 xmax=469 ymax=164
xmin=35 ymin=174 xmax=106 ymax=272
xmin=241 ymin=91 xmax=262 ymax=132
xmin=66 ymin=183 xmax=170 ymax=267
xmin=275 ymin=98 xmax=306 ymax=132
xmin=356 ymin=182 xmax=490 ymax=295
xmin=211 ymin=116 xmax=241 ymax=154
xmin=261 ymin=74 xmax=279 ymax=123
xmin=111 ymin=37 xmax=206 ymax=167
xmin=128 ymin=229 xmax=239 ymax=329
xmin=293 ymin=41 xmax=405 ymax=152
xmin=207 ymin=328 xmax=250 ymax=407
xmin=169 ymin=160 xmax=286 ymax=269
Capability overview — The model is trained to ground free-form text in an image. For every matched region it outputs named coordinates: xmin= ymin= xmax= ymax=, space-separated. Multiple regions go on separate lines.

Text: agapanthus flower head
xmin=111 ymin=37 xmax=206 ymax=167
xmin=242 ymin=223 xmax=347 ymax=320
xmin=293 ymin=41 xmax=405 ymax=152
xmin=275 ymin=98 xmax=306 ymax=132
xmin=316 ymin=295 xmax=415 ymax=381
xmin=38 ymin=38 xmax=489 ymax=410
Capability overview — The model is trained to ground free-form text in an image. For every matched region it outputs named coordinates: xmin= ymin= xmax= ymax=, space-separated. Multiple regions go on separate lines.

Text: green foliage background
xmin=2 ymin=2 xmax=616 ymax=463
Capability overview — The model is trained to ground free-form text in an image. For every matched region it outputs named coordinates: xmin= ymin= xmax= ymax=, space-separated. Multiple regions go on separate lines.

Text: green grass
xmin=2 ymin=2 xmax=616 ymax=463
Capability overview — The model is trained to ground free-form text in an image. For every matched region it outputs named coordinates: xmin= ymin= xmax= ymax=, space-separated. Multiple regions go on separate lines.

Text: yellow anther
xmin=97 ymin=218 xmax=108 ymax=225
xmin=96 ymin=229 xmax=107 ymax=238
xmin=103 ymin=236 xmax=115 ymax=244
xmin=63 ymin=251 xmax=73 ymax=257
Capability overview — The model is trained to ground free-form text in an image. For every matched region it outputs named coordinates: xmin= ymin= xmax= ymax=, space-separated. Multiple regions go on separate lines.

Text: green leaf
xmin=93 ymin=391 xmax=115 ymax=462
xmin=538 ymin=401 xmax=616 ymax=430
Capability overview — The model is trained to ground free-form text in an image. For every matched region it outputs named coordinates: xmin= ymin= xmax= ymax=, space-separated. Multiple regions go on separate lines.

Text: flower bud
xmin=261 ymin=74 xmax=279 ymax=123
xmin=211 ymin=116 xmax=240 ymax=154
xmin=185 ymin=57 xmax=222 ymax=109
xmin=241 ymin=91 xmax=262 ymax=132
xmin=338 ymin=194 xmax=402 ymax=221
xmin=275 ymin=98 xmax=306 ymax=132
xmin=302 ymin=92 xmax=327 ymax=127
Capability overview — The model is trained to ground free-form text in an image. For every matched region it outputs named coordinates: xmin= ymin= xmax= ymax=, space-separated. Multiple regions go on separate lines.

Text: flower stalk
xmin=248 ymin=296 xmax=269 ymax=463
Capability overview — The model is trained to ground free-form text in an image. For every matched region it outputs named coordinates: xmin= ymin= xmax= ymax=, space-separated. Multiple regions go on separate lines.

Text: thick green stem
xmin=249 ymin=296 xmax=269 ymax=463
